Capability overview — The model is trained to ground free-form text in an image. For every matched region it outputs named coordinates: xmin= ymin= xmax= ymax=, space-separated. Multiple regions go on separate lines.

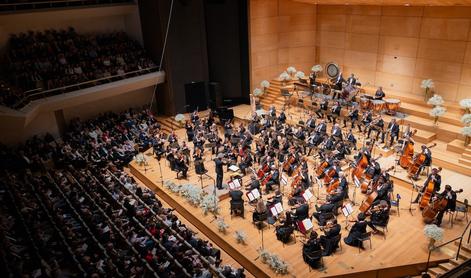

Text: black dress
xmin=344 ymin=220 xmax=367 ymax=247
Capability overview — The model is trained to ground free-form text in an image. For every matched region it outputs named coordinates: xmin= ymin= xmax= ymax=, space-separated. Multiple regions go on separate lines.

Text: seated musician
xmin=267 ymin=190 xmax=283 ymax=208
xmin=315 ymin=98 xmax=329 ymax=118
xmin=166 ymin=147 xmax=177 ymax=171
xmin=435 ymin=185 xmax=457 ymax=227
xmin=331 ymin=123 xmax=343 ymax=141
xmin=358 ymin=110 xmax=372 ymax=133
xmin=338 ymin=171 xmax=349 ymax=199
xmin=313 ymin=196 xmax=340 ymax=226
xmin=319 ymin=219 xmax=341 ymax=256
xmin=152 ymin=135 xmax=165 ymax=160
xmin=315 ymin=119 xmax=327 ymax=135
xmin=269 ymin=105 xmax=277 ymax=118
xmin=344 ymin=105 xmax=359 ymax=129
xmin=347 ymin=73 xmax=357 ymax=86
xmin=355 ymin=141 xmax=372 ymax=163
xmin=306 ymin=115 xmax=316 ymax=129
xmin=307 ymin=131 xmax=322 ymax=155
xmin=372 ymin=180 xmax=393 ymax=207
xmin=229 ymin=188 xmax=244 ymax=217
xmin=223 ymin=120 xmax=233 ymax=139
xmin=288 ymin=184 xmax=304 ymax=206
xmin=238 ymin=151 xmax=253 ymax=176
xmin=246 ymin=175 xmax=261 ymax=193
xmin=346 ymin=129 xmax=357 ymax=151
xmin=374 ymin=86 xmax=385 ymax=100
xmin=276 ymin=211 xmax=295 ymax=243
xmin=175 ymin=153 xmax=188 ymax=179
xmin=168 ymin=130 xmax=178 ymax=144
xmin=265 ymin=165 xmax=280 ymax=194
xmin=278 ymin=109 xmax=287 ymax=123
xmin=344 ymin=213 xmax=368 ymax=249
xmin=366 ymin=200 xmax=390 ymax=233
xmin=414 ymin=145 xmax=432 ymax=180
xmin=302 ymin=232 xmax=323 ymax=269
xmin=327 ymin=101 xmax=342 ymax=124
xmin=193 ymin=133 xmax=205 ymax=152
xmin=293 ymin=202 xmax=309 ymax=221
xmin=295 ymin=126 xmax=306 ymax=141
xmin=193 ymin=148 xmax=207 ymax=175
xmin=382 ymin=118 xmax=400 ymax=147
xmin=367 ymin=115 xmax=384 ymax=141
xmin=413 ymin=168 xmax=441 ymax=204
xmin=334 ymin=140 xmax=349 ymax=160
xmin=252 ymin=198 xmax=268 ymax=224
xmin=191 ymin=110 xmax=200 ymax=124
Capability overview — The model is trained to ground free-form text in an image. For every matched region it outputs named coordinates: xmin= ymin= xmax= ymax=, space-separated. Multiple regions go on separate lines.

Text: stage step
xmin=399 ymin=102 xmax=462 ymax=126
xmin=462 ymin=153 xmax=471 ymax=161
xmin=414 ymin=129 xmax=436 ymax=144
xmin=454 ymin=241 xmax=471 ymax=254
xmin=457 ymin=248 xmax=471 ymax=260
xmin=458 ymin=157 xmax=471 ymax=167
xmin=403 ymin=115 xmax=463 ymax=142
xmin=438 ymin=262 xmax=457 ymax=272
xmin=428 ymin=267 xmax=445 ymax=276
xmin=447 ymin=139 xmax=467 ymax=153
xmin=449 ymin=257 xmax=467 ymax=266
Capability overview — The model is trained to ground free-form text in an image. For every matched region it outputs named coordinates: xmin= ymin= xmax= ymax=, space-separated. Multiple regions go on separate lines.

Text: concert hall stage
xmin=129 ymin=132 xmax=469 ymax=277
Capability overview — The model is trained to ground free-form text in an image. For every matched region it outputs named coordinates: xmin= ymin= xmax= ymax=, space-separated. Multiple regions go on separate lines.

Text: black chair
xmin=230 ymin=202 xmax=244 ymax=218
xmin=357 ymin=231 xmax=372 ymax=253
xmin=303 ymin=249 xmax=324 ymax=271
xmin=454 ymin=199 xmax=469 ymax=223
xmin=253 ymin=210 xmax=268 ymax=230
xmin=390 ymin=193 xmax=401 ymax=216
xmin=374 ymin=218 xmax=389 ymax=239
xmin=331 ymin=233 xmax=342 ymax=253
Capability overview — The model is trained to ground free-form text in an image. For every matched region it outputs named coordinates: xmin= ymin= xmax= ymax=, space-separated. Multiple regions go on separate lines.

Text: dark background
xmin=138 ymin=0 xmax=250 ymax=115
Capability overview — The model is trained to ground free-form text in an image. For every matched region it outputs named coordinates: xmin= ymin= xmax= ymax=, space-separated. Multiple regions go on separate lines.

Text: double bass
xmin=399 ymin=129 xmax=417 ymax=169
xmin=352 ymin=153 xmax=369 ymax=180
xmin=407 ymin=143 xmax=436 ymax=178
xmin=422 ymin=189 xmax=463 ymax=224
xmin=419 ymin=167 xmax=442 ymax=210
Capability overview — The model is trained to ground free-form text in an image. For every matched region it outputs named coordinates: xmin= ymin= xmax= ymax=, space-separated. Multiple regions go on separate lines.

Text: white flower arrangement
xmin=216 ymin=217 xmax=229 ymax=234
xmin=421 ymin=79 xmax=435 ymax=89
xmin=286 ymin=66 xmax=297 ymax=75
xmin=175 ymin=113 xmax=185 ymax=122
xmin=462 ymin=126 xmax=471 ymax=136
xmin=279 ymin=71 xmax=291 ymax=81
xmin=429 ymin=106 xmax=446 ymax=117
xmin=253 ymin=88 xmax=263 ymax=97
xmin=427 ymin=94 xmax=444 ymax=106
xmin=182 ymin=184 xmax=203 ymax=206
xmin=460 ymin=99 xmax=471 ymax=109
xmin=311 ymin=64 xmax=323 ymax=73
xmin=424 ymin=224 xmax=444 ymax=241
xmin=200 ymin=193 xmax=219 ymax=215
xmin=295 ymin=71 xmax=305 ymax=79
xmin=134 ymin=153 xmax=148 ymax=166
xmin=164 ymin=180 xmax=180 ymax=193
xmin=461 ymin=114 xmax=471 ymax=125
xmin=234 ymin=230 xmax=247 ymax=244
xmin=260 ymin=80 xmax=270 ymax=89
xmin=258 ymin=249 xmax=289 ymax=275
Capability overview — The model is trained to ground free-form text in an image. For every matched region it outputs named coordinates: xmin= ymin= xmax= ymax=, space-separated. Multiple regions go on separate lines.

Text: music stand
xmin=342 ymin=203 xmax=354 ymax=230
xmin=352 ymin=175 xmax=361 ymax=206
xmin=405 ymin=178 xmax=418 ymax=216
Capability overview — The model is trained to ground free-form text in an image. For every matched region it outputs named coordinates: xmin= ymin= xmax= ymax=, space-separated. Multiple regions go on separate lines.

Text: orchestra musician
xmin=327 ymin=101 xmax=342 ymax=124
xmin=414 ymin=144 xmax=433 ymax=179
xmin=252 ymin=198 xmax=268 ymax=224
xmin=347 ymin=73 xmax=357 ymax=86
xmin=374 ymin=86 xmax=385 ymax=100
xmin=278 ymin=108 xmax=287 ymax=123
xmin=344 ymin=213 xmax=368 ymax=249
xmin=229 ymin=187 xmax=244 ymax=217
xmin=435 ymin=185 xmax=457 ymax=227
xmin=383 ymin=118 xmax=400 ymax=147
xmin=215 ymin=153 xmax=226 ymax=190
xmin=315 ymin=98 xmax=329 ymax=118
xmin=365 ymin=200 xmax=390 ymax=233
xmin=175 ymin=153 xmax=188 ymax=179
xmin=264 ymin=165 xmax=280 ymax=194
xmin=293 ymin=201 xmax=309 ymax=222
xmin=246 ymin=175 xmax=261 ymax=193
xmin=302 ymin=232 xmax=323 ymax=269
xmin=367 ymin=115 xmax=384 ymax=141
xmin=344 ymin=105 xmax=359 ymax=129
xmin=358 ymin=110 xmax=373 ymax=133
xmin=319 ymin=219 xmax=341 ymax=256
xmin=306 ymin=114 xmax=316 ymax=129
xmin=413 ymin=168 xmax=442 ymax=204
xmin=346 ymin=129 xmax=357 ymax=150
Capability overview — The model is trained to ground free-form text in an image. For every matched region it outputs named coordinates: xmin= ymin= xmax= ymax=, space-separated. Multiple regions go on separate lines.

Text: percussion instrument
xmin=325 ymin=62 xmax=340 ymax=79
xmin=360 ymin=97 xmax=371 ymax=110
xmin=385 ymin=98 xmax=401 ymax=115
xmin=372 ymin=100 xmax=385 ymax=113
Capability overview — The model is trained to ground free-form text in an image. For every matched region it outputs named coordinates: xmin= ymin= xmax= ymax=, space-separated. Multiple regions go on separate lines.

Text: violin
xmin=407 ymin=143 xmax=436 ymax=177
xmin=419 ymin=167 xmax=442 ymax=209
xmin=399 ymin=130 xmax=417 ymax=169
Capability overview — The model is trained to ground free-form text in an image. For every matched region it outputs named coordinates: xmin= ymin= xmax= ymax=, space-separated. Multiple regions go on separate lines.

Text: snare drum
xmin=360 ymin=97 xmax=371 ymax=110
xmin=372 ymin=100 xmax=385 ymax=113
xmin=385 ymin=98 xmax=401 ymax=115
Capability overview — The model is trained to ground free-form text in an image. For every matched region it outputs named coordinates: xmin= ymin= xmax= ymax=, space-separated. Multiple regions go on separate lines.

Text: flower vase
xmin=424 ymin=88 xmax=430 ymax=101
xmin=466 ymin=136 xmax=470 ymax=146
xmin=434 ymin=116 xmax=439 ymax=126
xmin=263 ymin=87 xmax=267 ymax=94
xmin=428 ymin=238 xmax=436 ymax=250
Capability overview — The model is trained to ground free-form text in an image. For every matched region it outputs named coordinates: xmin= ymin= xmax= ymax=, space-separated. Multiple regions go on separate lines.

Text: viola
xmin=419 ymin=167 xmax=442 ymax=210
xmin=407 ymin=143 xmax=436 ymax=177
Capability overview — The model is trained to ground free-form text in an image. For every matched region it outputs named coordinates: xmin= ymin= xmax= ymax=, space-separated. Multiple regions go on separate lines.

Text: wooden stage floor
xmin=128 ymin=138 xmax=469 ymax=277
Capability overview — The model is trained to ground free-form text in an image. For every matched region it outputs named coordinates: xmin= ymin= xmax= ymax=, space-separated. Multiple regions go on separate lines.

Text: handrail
xmin=12 ymin=66 xmax=158 ymax=109
xmin=425 ymin=219 xmax=471 ymax=273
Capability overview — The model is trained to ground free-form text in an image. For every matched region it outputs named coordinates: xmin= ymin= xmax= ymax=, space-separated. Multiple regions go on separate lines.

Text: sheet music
xmin=354 ymin=176 xmax=361 ymax=188
xmin=228 ymin=165 xmax=240 ymax=172
xmin=342 ymin=203 xmax=354 ymax=217
xmin=302 ymin=218 xmax=313 ymax=231
xmin=303 ymin=189 xmax=313 ymax=201
xmin=274 ymin=202 xmax=283 ymax=213
xmin=232 ymin=178 xmax=241 ymax=189
xmin=281 ymin=174 xmax=288 ymax=185
xmin=251 ymin=188 xmax=261 ymax=199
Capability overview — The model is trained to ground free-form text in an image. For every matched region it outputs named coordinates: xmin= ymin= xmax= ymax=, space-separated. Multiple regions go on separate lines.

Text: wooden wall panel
xmin=377 ymin=55 xmax=416 ymax=76
xmin=417 ymin=39 xmax=467 ymax=63
xmin=378 ymin=36 xmax=419 ymax=58
xmin=346 ymin=15 xmax=381 ymax=34
xmin=380 ymin=16 xmax=422 ymax=37
xmin=345 ymin=33 xmax=379 ymax=53
xmin=420 ymin=18 xmax=470 ymax=41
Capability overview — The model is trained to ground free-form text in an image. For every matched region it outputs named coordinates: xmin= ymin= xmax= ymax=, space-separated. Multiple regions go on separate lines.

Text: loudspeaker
xmin=208 ymin=82 xmax=223 ymax=109
xmin=184 ymin=81 xmax=207 ymax=112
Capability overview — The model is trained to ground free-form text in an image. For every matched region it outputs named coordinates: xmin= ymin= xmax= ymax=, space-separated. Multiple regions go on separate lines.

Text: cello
xmin=316 ymin=159 xmax=330 ymax=177
xmin=419 ymin=167 xmax=442 ymax=210
xmin=399 ymin=129 xmax=417 ymax=169
xmin=326 ymin=177 xmax=340 ymax=194
xmin=359 ymin=191 xmax=378 ymax=213
xmin=407 ymin=143 xmax=436 ymax=178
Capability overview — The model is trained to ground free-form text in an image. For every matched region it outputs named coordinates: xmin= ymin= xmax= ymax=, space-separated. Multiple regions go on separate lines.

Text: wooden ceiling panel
xmin=294 ymin=0 xmax=471 ymax=6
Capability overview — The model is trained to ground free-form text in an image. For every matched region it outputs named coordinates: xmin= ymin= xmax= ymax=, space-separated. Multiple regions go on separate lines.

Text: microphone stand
xmin=405 ymin=178 xmax=417 ymax=216
xmin=206 ymin=174 xmax=219 ymax=223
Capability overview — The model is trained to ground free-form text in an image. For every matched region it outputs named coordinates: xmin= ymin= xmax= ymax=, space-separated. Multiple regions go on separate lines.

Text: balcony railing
xmin=11 ymin=66 xmax=159 ymax=109
xmin=0 ymin=0 xmax=133 ymax=12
